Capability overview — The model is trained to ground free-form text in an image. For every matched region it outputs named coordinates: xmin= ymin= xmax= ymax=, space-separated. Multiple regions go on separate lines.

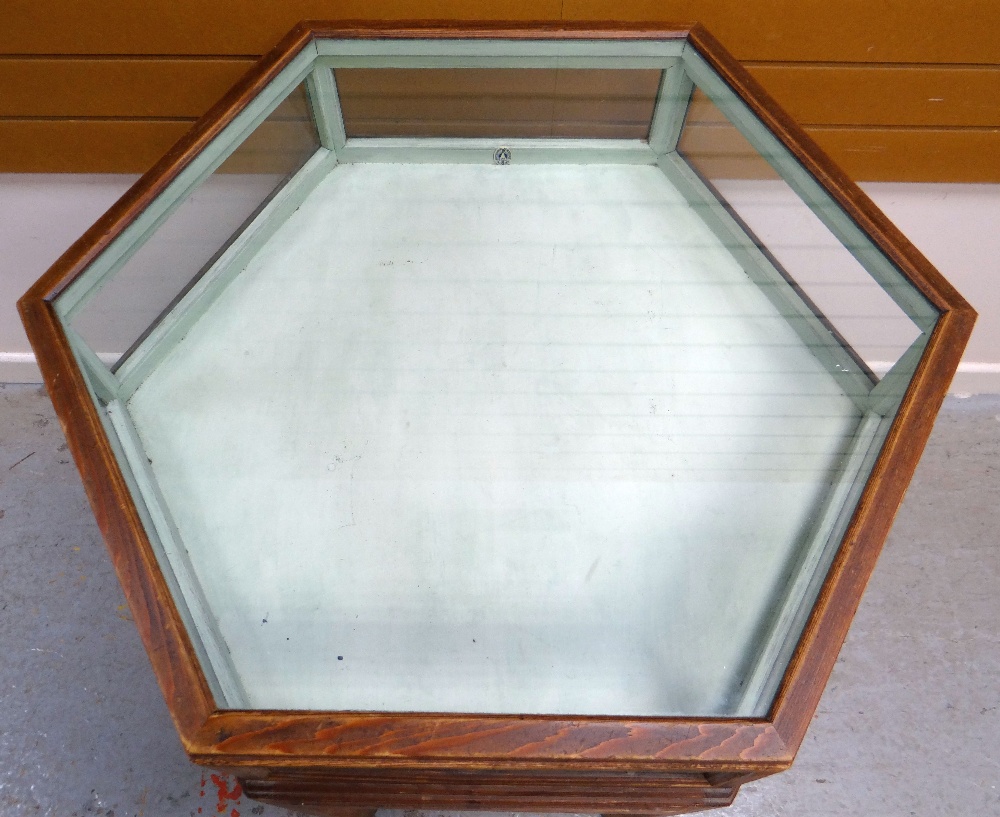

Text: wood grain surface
xmin=0 ymin=1 xmax=994 ymax=62
xmin=3 ymin=1 xmax=998 ymax=178
xmin=236 ymin=765 xmax=741 ymax=814
xmin=193 ymin=713 xmax=790 ymax=764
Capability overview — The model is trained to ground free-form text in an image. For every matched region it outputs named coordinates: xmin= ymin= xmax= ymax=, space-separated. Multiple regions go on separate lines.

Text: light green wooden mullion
xmin=648 ymin=61 xmax=694 ymax=155
xmin=64 ymin=325 xmax=120 ymax=404
xmin=81 ymin=396 xmax=231 ymax=707
xmin=866 ymin=332 xmax=930 ymax=416
xmin=318 ymin=55 xmax=676 ymax=70
xmin=681 ymin=45 xmax=938 ymax=332
xmin=105 ymin=399 xmax=249 ymax=708
xmin=116 ymin=147 xmax=337 ymax=399
xmin=305 ymin=66 xmax=347 ymax=153
xmin=659 ymin=151 xmax=875 ymax=408
xmin=56 ymin=43 xmax=319 ymax=322
xmin=338 ymin=137 xmax=656 ymax=165
xmin=315 ymin=37 xmax=684 ymax=61
xmin=735 ymin=409 xmax=886 ymax=716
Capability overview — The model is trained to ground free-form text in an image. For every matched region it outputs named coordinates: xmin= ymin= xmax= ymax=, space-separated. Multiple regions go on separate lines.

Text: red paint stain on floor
xmin=196 ymin=772 xmax=243 ymax=817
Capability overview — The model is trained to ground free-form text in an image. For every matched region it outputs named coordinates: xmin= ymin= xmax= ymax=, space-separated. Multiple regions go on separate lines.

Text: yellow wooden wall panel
xmin=0 ymin=1 xmax=562 ymax=56
xmin=808 ymin=127 xmax=1000 ymax=184
xmin=2 ymin=2 xmax=999 ymax=180
xmin=0 ymin=58 xmax=252 ymax=118
xmin=0 ymin=120 xmax=193 ymax=173
xmin=3 ymin=2 xmax=999 ymax=63
xmin=750 ymin=65 xmax=1000 ymax=128
xmin=564 ymin=0 xmax=1000 ymax=64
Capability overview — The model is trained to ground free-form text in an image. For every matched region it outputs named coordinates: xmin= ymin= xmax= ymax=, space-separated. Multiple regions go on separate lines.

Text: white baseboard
xmin=0 ymin=353 xmax=42 ymax=384
xmin=0 ymin=351 xmax=120 ymax=384
xmin=948 ymin=364 xmax=1000 ymax=396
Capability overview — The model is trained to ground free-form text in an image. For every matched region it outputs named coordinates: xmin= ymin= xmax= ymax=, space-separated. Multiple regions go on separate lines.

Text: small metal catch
xmin=493 ymin=146 xmax=511 ymax=165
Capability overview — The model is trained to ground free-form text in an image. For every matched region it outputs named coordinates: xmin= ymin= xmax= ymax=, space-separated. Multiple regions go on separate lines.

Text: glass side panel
xmin=67 ymin=84 xmax=320 ymax=367
xmin=335 ymin=68 xmax=662 ymax=139
xmin=126 ymin=161 xmax=867 ymax=716
xmin=669 ymin=65 xmax=944 ymax=712
xmin=677 ymin=88 xmax=934 ymax=376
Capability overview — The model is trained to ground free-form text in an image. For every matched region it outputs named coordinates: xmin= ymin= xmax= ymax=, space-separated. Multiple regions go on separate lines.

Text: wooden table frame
xmin=19 ymin=21 xmax=975 ymax=816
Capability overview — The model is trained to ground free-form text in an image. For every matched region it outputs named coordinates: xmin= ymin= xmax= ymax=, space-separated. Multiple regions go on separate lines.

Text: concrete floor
xmin=0 ymin=383 xmax=997 ymax=816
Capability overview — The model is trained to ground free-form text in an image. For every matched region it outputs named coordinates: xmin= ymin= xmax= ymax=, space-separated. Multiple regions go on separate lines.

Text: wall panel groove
xmin=1 ymin=4 xmax=998 ymax=180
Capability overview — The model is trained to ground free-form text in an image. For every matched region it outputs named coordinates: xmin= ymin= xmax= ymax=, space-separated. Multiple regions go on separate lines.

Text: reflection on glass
xmin=68 ymin=85 xmax=320 ymax=366
xmin=335 ymin=68 xmax=662 ymax=139
xmin=677 ymin=88 xmax=924 ymax=373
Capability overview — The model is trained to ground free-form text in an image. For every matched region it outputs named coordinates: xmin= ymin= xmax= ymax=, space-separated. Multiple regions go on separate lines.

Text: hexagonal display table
xmin=20 ymin=21 xmax=974 ymax=817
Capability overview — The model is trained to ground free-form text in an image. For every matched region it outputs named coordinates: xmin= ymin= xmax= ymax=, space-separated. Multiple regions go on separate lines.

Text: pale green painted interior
xmin=52 ymin=38 xmax=938 ymax=717
xmin=124 ymin=162 xmax=869 ymax=715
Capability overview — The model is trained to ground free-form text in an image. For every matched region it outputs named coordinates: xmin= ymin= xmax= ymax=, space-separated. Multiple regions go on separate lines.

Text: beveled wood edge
xmin=15 ymin=296 xmax=217 ymax=744
xmin=237 ymin=765 xmax=743 ymax=817
xmin=16 ymin=18 xmax=975 ymax=772
xmin=297 ymin=19 xmax=695 ymax=41
xmin=186 ymin=712 xmax=792 ymax=769
xmin=681 ymin=24 xmax=978 ymax=754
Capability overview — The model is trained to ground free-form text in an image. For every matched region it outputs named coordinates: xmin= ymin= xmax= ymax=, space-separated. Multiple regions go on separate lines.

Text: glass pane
xmin=335 ymin=68 xmax=661 ymax=139
xmin=677 ymin=88 xmax=932 ymax=375
xmin=68 ymin=84 xmax=320 ymax=367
